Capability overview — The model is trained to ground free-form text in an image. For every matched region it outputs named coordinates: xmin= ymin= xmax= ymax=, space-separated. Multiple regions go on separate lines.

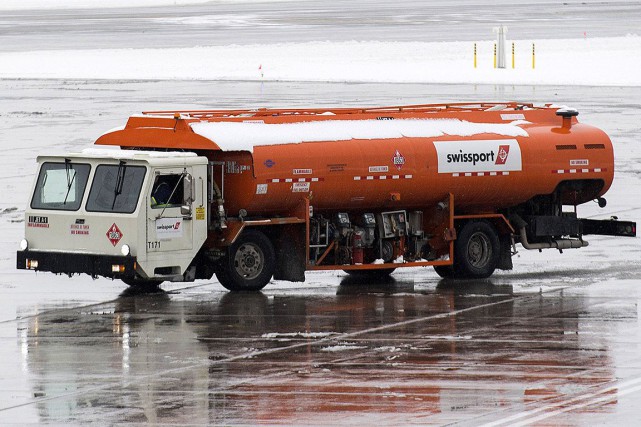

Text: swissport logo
xmin=157 ymin=222 xmax=181 ymax=231
xmin=434 ymin=139 xmax=522 ymax=174
xmin=495 ymin=145 xmax=510 ymax=165
xmin=155 ymin=217 xmax=184 ymax=239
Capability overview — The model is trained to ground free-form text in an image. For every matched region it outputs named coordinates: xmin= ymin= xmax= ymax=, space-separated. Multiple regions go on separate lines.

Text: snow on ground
xmin=1 ymin=36 xmax=639 ymax=86
xmin=0 ymin=0 xmax=216 ymax=10
xmin=0 ymin=0 xmax=307 ymax=10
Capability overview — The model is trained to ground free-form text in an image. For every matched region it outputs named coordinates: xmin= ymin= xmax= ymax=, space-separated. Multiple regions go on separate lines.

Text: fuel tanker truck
xmin=16 ymin=102 xmax=637 ymax=291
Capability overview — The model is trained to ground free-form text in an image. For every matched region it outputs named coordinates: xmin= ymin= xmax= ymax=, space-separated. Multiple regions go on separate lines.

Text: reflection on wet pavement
xmin=12 ymin=278 xmax=639 ymax=426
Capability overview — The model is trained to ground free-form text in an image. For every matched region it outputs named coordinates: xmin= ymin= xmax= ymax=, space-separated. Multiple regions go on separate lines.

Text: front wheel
xmin=453 ymin=220 xmax=500 ymax=279
xmin=216 ymin=229 xmax=276 ymax=292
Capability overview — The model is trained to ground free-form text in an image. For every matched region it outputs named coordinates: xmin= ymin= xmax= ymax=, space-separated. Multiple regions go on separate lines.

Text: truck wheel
xmin=343 ymin=268 xmax=396 ymax=279
xmin=433 ymin=265 xmax=455 ymax=278
xmin=453 ymin=221 xmax=500 ymax=279
xmin=216 ymin=229 xmax=275 ymax=292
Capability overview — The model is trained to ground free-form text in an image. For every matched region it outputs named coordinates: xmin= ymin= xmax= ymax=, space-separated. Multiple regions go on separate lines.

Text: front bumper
xmin=17 ymin=250 xmax=137 ymax=279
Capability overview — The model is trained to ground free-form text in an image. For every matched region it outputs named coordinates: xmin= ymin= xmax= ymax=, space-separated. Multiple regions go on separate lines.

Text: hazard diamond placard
xmin=106 ymin=223 xmax=123 ymax=247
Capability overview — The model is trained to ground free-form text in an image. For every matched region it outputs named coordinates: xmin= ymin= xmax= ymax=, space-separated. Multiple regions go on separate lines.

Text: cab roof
xmin=37 ymin=148 xmax=207 ymax=166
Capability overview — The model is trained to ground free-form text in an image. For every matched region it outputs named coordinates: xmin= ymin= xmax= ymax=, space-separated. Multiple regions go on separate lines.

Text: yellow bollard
xmin=493 ymin=43 xmax=497 ymax=69
xmin=474 ymin=43 xmax=477 ymax=68
xmin=532 ymin=43 xmax=536 ymax=69
xmin=512 ymin=42 xmax=515 ymax=69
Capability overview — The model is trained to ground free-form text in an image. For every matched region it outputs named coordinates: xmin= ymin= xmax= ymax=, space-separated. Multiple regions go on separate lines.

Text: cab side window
xmin=151 ymin=174 xmax=183 ymax=208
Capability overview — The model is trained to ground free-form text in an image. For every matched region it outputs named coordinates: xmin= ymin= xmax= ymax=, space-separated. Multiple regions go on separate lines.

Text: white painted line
xmin=481 ymin=376 xmax=641 ymax=427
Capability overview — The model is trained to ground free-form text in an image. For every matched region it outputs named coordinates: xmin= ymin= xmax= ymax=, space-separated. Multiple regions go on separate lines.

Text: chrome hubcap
xmin=233 ymin=243 xmax=264 ymax=280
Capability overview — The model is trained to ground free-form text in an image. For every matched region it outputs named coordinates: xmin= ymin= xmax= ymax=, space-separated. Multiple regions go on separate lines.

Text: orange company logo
xmin=392 ymin=149 xmax=405 ymax=170
xmin=106 ymin=223 xmax=123 ymax=247
xmin=495 ymin=145 xmax=510 ymax=165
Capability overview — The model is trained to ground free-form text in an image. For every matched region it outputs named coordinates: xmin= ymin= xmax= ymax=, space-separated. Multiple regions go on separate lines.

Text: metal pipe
xmin=519 ymin=227 xmax=588 ymax=250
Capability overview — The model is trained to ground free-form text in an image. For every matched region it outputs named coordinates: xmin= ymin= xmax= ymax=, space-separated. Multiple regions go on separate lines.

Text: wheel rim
xmin=233 ymin=243 xmax=264 ymax=280
xmin=467 ymin=231 xmax=492 ymax=268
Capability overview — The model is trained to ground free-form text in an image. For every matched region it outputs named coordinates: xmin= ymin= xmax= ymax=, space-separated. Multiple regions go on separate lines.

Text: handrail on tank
xmin=142 ymin=102 xmax=543 ymax=120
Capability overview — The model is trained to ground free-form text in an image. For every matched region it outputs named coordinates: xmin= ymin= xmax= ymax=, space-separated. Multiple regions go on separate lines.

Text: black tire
xmin=433 ymin=265 xmax=455 ymax=278
xmin=216 ymin=229 xmax=275 ymax=292
xmin=343 ymin=268 xmax=396 ymax=279
xmin=453 ymin=220 xmax=500 ymax=279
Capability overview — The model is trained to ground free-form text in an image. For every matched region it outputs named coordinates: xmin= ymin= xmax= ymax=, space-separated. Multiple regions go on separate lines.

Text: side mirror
xmin=181 ymin=204 xmax=192 ymax=218
xmin=183 ymin=174 xmax=194 ymax=205
xmin=181 ymin=174 xmax=194 ymax=219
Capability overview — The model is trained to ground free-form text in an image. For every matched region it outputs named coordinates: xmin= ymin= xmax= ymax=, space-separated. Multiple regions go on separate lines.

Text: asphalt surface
xmin=4 ymin=275 xmax=641 ymax=426
xmin=1 ymin=80 xmax=640 ymax=426
xmin=1 ymin=0 xmax=640 ymax=52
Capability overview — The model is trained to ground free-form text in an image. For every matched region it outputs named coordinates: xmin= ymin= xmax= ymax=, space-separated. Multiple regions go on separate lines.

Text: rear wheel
xmin=216 ymin=229 xmax=275 ymax=292
xmin=453 ymin=220 xmax=500 ymax=279
xmin=433 ymin=265 xmax=455 ymax=278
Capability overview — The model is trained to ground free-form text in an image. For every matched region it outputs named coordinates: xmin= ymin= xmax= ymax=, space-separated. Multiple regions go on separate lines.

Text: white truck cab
xmin=17 ymin=149 xmax=209 ymax=285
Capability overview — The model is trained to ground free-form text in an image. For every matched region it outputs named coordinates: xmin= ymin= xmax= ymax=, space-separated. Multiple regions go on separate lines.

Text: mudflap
xmin=272 ymin=223 xmax=306 ymax=282
xmin=497 ymin=233 xmax=514 ymax=271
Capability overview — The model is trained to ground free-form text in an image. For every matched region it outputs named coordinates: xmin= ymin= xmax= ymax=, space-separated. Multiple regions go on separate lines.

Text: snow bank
xmin=191 ymin=119 xmax=529 ymax=150
xmin=1 ymin=36 xmax=639 ymax=86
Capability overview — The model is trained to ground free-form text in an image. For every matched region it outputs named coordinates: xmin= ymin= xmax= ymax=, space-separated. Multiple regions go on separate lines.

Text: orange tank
xmin=96 ymin=102 xmax=613 ymax=218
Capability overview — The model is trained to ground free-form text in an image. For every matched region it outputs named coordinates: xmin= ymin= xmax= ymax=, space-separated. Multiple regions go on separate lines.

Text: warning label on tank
xmin=434 ymin=139 xmax=522 ymax=174
xmin=293 ymin=168 xmax=312 ymax=175
xmin=570 ymin=159 xmax=589 ymax=166
xmin=256 ymin=183 xmax=268 ymax=194
xmin=292 ymin=182 xmax=310 ymax=192
xmin=369 ymin=166 xmax=389 ymax=173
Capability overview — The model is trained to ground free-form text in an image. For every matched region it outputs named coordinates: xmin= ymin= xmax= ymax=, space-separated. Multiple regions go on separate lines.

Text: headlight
xmin=20 ymin=239 xmax=28 ymax=251
xmin=121 ymin=244 xmax=131 ymax=256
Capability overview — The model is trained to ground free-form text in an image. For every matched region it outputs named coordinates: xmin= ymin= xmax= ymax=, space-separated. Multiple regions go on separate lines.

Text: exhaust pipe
xmin=519 ymin=227 xmax=588 ymax=250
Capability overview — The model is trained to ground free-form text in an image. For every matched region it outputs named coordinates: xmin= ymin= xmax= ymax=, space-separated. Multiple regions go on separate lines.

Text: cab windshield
xmin=31 ymin=161 xmax=91 ymax=211
xmin=86 ymin=163 xmax=146 ymax=214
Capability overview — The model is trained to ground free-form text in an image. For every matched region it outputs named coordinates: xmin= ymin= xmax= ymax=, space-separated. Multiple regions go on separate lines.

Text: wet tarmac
xmin=3 ymin=273 xmax=641 ymax=425
xmin=2 ymin=0 xmax=640 ymax=52
xmin=1 ymin=79 xmax=641 ymax=425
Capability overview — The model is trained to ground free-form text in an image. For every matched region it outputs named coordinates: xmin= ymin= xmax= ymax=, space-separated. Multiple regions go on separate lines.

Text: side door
xmin=146 ymin=168 xmax=195 ymax=253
